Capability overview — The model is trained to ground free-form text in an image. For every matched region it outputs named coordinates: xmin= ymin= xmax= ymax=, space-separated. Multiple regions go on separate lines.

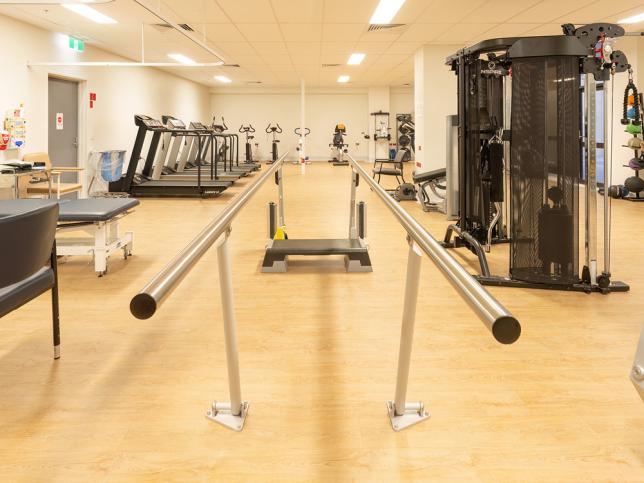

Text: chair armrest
xmin=51 ymin=167 xmax=84 ymax=172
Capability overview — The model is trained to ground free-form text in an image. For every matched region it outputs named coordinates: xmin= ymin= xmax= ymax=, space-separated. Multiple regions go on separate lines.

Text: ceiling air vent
xmin=368 ymin=23 xmax=406 ymax=32
xmin=152 ymin=23 xmax=194 ymax=32
xmin=322 ymin=63 xmax=341 ymax=68
xmin=245 ymin=81 xmax=263 ymax=84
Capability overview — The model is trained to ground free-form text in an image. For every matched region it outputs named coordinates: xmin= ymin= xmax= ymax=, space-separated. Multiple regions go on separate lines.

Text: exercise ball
xmin=625 ymin=176 xmax=644 ymax=195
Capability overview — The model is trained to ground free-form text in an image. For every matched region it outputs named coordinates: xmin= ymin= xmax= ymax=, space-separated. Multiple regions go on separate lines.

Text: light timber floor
xmin=1 ymin=162 xmax=643 ymax=482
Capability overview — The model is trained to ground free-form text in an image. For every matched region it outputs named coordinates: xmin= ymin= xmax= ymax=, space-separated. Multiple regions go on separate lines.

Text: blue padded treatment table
xmin=0 ymin=198 xmax=140 ymax=276
xmin=0 ymin=198 xmax=139 ymax=221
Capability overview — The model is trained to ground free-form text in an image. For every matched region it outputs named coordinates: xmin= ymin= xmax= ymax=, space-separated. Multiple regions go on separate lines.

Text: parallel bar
xmin=131 ymin=153 xmax=288 ymax=319
xmin=346 ymin=153 xmax=520 ymax=344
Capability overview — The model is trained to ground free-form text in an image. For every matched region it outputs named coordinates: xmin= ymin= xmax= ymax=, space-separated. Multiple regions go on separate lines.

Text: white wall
xmin=414 ymin=44 xmax=459 ymax=173
xmin=610 ymin=36 xmax=644 ymax=186
xmin=210 ymin=87 xmax=370 ymax=162
xmin=0 ymin=13 xmax=210 ymax=184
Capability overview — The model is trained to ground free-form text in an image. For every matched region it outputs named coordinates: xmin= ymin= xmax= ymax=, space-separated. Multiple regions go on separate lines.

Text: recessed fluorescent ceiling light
xmin=337 ymin=75 xmax=350 ymax=83
xmin=215 ymin=75 xmax=232 ymax=83
xmin=619 ymin=12 xmax=644 ymax=24
xmin=369 ymin=0 xmax=406 ymax=24
xmin=347 ymin=53 xmax=366 ymax=65
xmin=168 ymin=53 xmax=197 ymax=65
xmin=62 ymin=4 xmax=117 ymax=24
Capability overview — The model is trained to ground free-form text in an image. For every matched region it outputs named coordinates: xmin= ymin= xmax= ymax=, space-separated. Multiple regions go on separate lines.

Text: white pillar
xmin=300 ymin=78 xmax=306 ymax=174
xmin=368 ymin=87 xmax=390 ymax=163
xmin=414 ymin=45 xmax=459 ymax=173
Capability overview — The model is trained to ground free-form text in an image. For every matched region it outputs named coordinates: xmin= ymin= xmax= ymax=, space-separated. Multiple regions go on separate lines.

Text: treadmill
xmin=152 ymin=116 xmax=240 ymax=183
xmin=109 ymin=115 xmax=232 ymax=198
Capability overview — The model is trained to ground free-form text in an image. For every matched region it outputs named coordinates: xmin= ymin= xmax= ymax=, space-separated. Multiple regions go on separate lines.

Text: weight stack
xmin=509 ymin=55 xmax=580 ymax=285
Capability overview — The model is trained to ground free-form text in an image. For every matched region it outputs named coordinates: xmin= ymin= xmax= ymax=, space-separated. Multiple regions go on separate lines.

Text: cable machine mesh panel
xmin=510 ymin=56 xmax=580 ymax=285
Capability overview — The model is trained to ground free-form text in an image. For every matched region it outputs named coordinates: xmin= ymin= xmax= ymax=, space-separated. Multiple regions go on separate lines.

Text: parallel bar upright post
xmin=277 ymin=167 xmax=285 ymax=227
xmin=206 ymin=229 xmax=248 ymax=431
xmin=387 ymin=238 xmax=429 ymax=431
xmin=349 ymin=170 xmax=357 ymax=239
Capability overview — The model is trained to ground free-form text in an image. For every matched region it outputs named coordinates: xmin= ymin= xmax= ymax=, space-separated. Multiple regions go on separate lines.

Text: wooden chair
xmin=22 ymin=152 xmax=83 ymax=199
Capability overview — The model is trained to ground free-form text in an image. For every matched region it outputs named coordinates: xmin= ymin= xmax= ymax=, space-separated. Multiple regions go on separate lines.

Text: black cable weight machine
xmin=443 ymin=23 xmax=630 ymax=293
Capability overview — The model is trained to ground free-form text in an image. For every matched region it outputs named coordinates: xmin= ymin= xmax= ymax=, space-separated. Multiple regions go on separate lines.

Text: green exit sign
xmin=68 ymin=36 xmax=85 ymax=52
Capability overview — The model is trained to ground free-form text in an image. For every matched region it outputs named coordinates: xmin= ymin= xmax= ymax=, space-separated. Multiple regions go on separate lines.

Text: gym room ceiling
xmin=1 ymin=0 xmax=643 ymax=88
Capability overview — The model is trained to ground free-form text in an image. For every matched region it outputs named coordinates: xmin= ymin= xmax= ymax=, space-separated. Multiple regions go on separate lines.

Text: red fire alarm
xmin=90 ymin=92 xmax=97 ymax=101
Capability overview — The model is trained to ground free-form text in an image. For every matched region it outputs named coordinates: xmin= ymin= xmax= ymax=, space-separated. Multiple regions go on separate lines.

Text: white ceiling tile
xmin=384 ymin=42 xmax=423 ymax=55
xmin=286 ymin=41 xmax=321 ymax=55
xmin=322 ymin=23 xmax=365 ymax=41
xmin=271 ymin=0 xmax=324 ymax=22
xmin=520 ymin=24 xmax=564 ymax=37
xmin=236 ymin=23 xmax=283 ymax=41
xmin=508 ymin=0 xmax=594 ymax=24
xmin=396 ymin=23 xmax=452 ymax=42
xmin=418 ymin=0 xmax=487 ymax=23
xmin=261 ymin=53 xmax=293 ymax=65
xmin=461 ymin=0 xmax=537 ymax=23
xmin=217 ymin=0 xmax=277 ymax=23
xmin=554 ymin=1 xmax=644 ymax=24
xmin=477 ymin=23 xmax=543 ymax=39
xmin=280 ymin=23 xmax=323 ymax=41
xmin=323 ymin=0 xmax=379 ymax=23
xmin=216 ymin=41 xmax=257 ymax=56
xmin=321 ymin=42 xmax=357 ymax=55
xmin=392 ymin=0 xmax=434 ymax=23
xmin=353 ymin=41 xmax=393 ymax=54
xmin=205 ymin=23 xmax=246 ymax=42
xmin=162 ymin=0 xmax=229 ymax=23
xmin=252 ymin=41 xmax=289 ymax=55
xmin=434 ymin=23 xmax=497 ymax=43
xmin=359 ymin=26 xmax=407 ymax=42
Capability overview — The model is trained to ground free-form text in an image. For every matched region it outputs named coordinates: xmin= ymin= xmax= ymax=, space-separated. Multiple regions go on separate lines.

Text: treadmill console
xmin=167 ymin=119 xmax=186 ymax=129
xmin=134 ymin=115 xmax=164 ymax=130
xmin=190 ymin=122 xmax=208 ymax=130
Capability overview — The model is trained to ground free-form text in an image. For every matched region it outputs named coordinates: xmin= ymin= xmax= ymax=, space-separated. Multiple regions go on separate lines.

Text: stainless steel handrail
xmin=131 ymin=152 xmax=288 ymax=319
xmin=346 ymin=153 xmax=520 ymax=344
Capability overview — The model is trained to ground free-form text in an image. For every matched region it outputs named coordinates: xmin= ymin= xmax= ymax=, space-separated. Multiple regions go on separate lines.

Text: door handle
xmin=73 ymin=137 xmax=78 ymax=148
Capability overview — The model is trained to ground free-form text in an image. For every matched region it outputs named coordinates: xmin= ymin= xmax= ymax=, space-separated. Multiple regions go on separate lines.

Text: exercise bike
xmin=294 ymin=127 xmax=311 ymax=165
xmin=265 ymin=123 xmax=282 ymax=164
xmin=329 ymin=124 xmax=349 ymax=166
xmin=239 ymin=124 xmax=257 ymax=165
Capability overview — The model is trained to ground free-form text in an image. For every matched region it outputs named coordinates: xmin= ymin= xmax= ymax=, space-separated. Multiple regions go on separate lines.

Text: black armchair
xmin=0 ymin=202 xmax=60 ymax=359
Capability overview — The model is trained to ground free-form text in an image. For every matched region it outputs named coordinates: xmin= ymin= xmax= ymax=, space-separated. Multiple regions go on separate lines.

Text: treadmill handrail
xmin=131 ymin=152 xmax=289 ymax=319
xmin=345 ymin=153 xmax=520 ymax=344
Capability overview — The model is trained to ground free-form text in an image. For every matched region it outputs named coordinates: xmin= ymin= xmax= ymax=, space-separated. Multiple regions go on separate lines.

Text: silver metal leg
xmin=349 ymin=170 xmax=357 ymax=239
xmin=585 ymin=74 xmax=598 ymax=285
xmin=387 ymin=238 xmax=429 ymax=431
xmin=206 ymin=229 xmax=249 ymax=431
xmin=277 ymin=167 xmax=285 ymax=228
xmin=603 ymin=76 xmax=612 ymax=277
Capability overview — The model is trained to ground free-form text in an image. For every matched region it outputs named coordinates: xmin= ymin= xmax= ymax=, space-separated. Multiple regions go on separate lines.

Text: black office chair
xmin=0 ymin=202 xmax=61 ymax=359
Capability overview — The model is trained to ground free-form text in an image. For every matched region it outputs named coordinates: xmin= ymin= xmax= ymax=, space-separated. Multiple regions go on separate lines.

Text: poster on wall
xmin=56 ymin=113 xmax=64 ymax=130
